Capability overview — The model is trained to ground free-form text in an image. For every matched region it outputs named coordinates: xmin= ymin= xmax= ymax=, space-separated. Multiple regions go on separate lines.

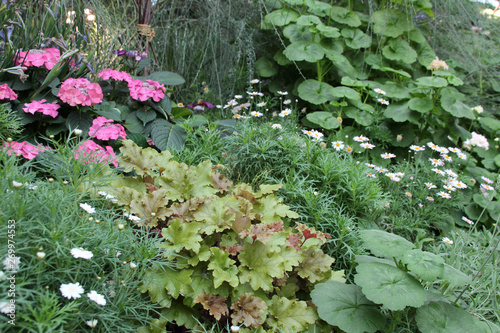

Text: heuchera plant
xmin=94 ymin=140 xmax=343 ymax=332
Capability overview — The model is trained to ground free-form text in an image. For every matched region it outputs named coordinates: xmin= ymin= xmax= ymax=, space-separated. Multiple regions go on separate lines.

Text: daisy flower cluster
xmin=302 ymin=129 xmax=324 ymax=142
xmin=374 ymin=88 xmax=390 ymax=105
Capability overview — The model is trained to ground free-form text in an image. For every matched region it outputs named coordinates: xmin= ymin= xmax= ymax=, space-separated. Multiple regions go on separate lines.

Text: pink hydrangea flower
xmin=74 ymin=140 xmax=118 ymax=167
xmin=88 ymin=117 xmax=127 ymax=141
xmin=98 ymin=69 xmax=132 ymax=82
xmin=0 ymin=84 xmax=18 ymax=101
xmin=128 ymin=79 xmax=165 ymax=102
xmin=15 ymin=48 xmax=60 ymax=70
xmin=58 ymin=78 xmax=103 ymax=106
xmin=22 ymin=99 xmax=60 ymax=118
xmin=2 ymin=141 xmax=51 ymax=160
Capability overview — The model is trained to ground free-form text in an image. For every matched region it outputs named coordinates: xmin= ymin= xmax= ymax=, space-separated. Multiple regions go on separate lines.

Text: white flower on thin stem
xmin=332 ymin=141 xmax=344 ymax=151
xmin=279 ymin=109 xmax=291 ymax=117
xmin=377 ymin=98 xmax=390 ymax=105
xmin=0 ymin=302 xmax=12 ymax=314
xmin=374 ymin=88 xmax=386 ymax=95
xmin=283 ymin=99 xmax=292 ymax=105
xmin=381 ymin=152 xmax=396 ymax=159
xmin=271 ymin=124 xmax=282 ymax=129
xmin=3 ymin=256 xmax=20 ymax=272
xmin=86 ymin=319 xmax=98 ymax=328
xmin=79 ymin=203 xmax=96 ymax=214
xmin=464 ymin=132 xmax=489 ymax=150
xmin=442 ymin=237 xmax=453 ymax=245
xmin=60 ymin=282 xmax=84 ymax=299
xmin=250 ymin=111 xmax=263 ymax=117
xmin=87 ymin=290 xmax=107 ymax=306
xmin=70 ymin=248 xmax=94 ymax=260
xmin=277 ymin=91 xmax=288 ymax=95
xmin=250 ymin=79 xmax=260 ymax=84
xmin=410 ymin=145 xmax=425 ymax=152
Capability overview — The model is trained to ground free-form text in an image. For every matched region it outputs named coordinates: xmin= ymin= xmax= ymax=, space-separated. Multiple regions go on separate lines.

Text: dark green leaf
xmin=151 ymin=119 xmax=186 ymax=151
xmin=256 ymin=57 xmax=278 ymax=77
xmin=66 ymin=111 xmax=93 ymax=133
xmin=416 ymin=302 xmax=479 ymax=333
xmin=146 ymin=71 xmax=185 ymax=86
xmin=306 ymin=111 xmax=340 ymax=129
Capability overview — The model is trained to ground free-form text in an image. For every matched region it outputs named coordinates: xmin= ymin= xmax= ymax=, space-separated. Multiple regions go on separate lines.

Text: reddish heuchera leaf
xmin=230 ymin=293 xmax=268 ymax=328
xmin=194 ymin=291 xmax=229 ymax=321
xmin=211 ymin=173 xmax=233 ymax=192
xmin=295 ymin=222 xmax=332 ymax=244
xmin=287 ymin=233 xmax=303 ymax=250
xmin=222 ymin=243 xmax=243 ymax=256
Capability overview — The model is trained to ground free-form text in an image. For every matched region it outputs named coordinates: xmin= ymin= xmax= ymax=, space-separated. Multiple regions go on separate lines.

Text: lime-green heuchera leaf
xmin=159 ymin=219 xmax=203 ymax=254
xmin=312 ymin=281 xmax=386 ymax=333
xmin=253 ymin=193 xmax=299 ymax=223
xmin=296 ymin=248 xmax=335 ymax=283
xmin=354 ymin=262 xmax=427 ymax=311
xmin=193 ymin=196 xmax=239 ymax=234
xmin=359 ymin=229 xmax=415 ymax=259
xmin=266 ymin=295 xmax=318 ymax=333
xmin=130 ymin=188 xmax=170 ymax=227
xmin=208 ymin=247 xmax=239 ymax=288
xmin=118 ymin=139 xmax=173 ymax=176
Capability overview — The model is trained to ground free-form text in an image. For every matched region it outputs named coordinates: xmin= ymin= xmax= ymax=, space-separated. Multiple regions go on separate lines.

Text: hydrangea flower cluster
xmin=98 ymin=68 xmax=132 ymax=82
xmin=88 ymin=117 xmax=127 ymax=141
xmin=15 ymin=48 xmax=60 ymax=70
xmin=0 ymin=83 xmax=18 ymax=101
xmin=128 ymin=79 xmax=166 ymax=102
xmin=74 ymin=140 xmax=118 ymax=167
xmin=58 ymin=78 xmax=103 ymax=106
xmin=2 ymin=141 xmax=51 ymax=159
xmin=22 ymin=99 xmax=60 ymax=118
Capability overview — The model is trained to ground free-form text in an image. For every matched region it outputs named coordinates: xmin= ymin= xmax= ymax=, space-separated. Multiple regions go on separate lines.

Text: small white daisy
xmin=481 ymin=176 xmax=494 ymax=184
xmin=331 ymin=141 xmax=344 ymax=151
xmin=60 ymin=282 xmax=84 ymax=299
xmin=79 ymin=203 xmax=96 ymax=214
xmin=86 ymin=319 xmax=98 ymax=328
xmin=271 ymin=124 xmax=282 ymax=129
xmin=70 ymin=248 xmax=94 ymax=260
xmin=87 ymin=290 xmax=106 ymax=306
xmin=250 ymin=79 xmax=260 ymax=84
xmin=425 ymin=182 xmax=437 ymax=189
xmin=256 ymin=102 xmax=266 ymax=107
xmin=374 ymin=88 xmax=386 ymax=95
xmin=250 ymin=111 xmax=263 ymax=117
xmin=283 ymin=99 xmax=292 ymax=105
xmin=279 ymin=109 xmax=292 ymax=117
xmin=410 ymin=145 xmax=425 ymax=152
xmin=381 ymin=152 xmax=396 ymax=159
xmin=377 ymin=98 xmax=390 ymax=105
xmin=442 ymin=237 xmax=453 ymax=244
xmin=277 ymin=91 xmax=288 ymax=95
xmin=360 ymin=143 xmax=375 ymax=149
xmin=436 ymin=191 xmax=451 ymax=199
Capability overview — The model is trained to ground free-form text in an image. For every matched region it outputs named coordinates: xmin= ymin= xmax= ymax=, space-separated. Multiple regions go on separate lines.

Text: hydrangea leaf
xmin=311 ymin=281 xmax=385 ymax=333
xmin=253 ymin=195 xmax=299 ymax=223
xmin=416 ymin=302 xmax=479 ymax=333
xmin=160 ymin=219 xmax=203 ymax=254
xmin=267 ymin=296 xmax=317 ymax=333
xmin=401 ymin=249 xmax=445 ymax=281
xmin=138 ymin=269 xmax=173 ymax=307
xmin=130 ymin=189 xmax=170 ymax=227
xmin=296 ymin=248 xmax=335 ymax=283
xmin=372 ymin=9 xmax=411 ymax=38
xmin=354 ymin=262 xmax=426 ymax=311
xmin=118 ymin=139 xmax=173 ymax=176
xmin=231 ymin=293 xmax=268 ymax=328
xmin=193 ymin=196 xmax=238 ymax=235
xmin=208 ymin=248 xmax=239 ymax=288
xmin=238 ymin=241 xmax=286 ymax=291
xmin=359 ymin=229 xmax=415 ymax=259
xmin=151 ymin=119 xmax=186 ymax=151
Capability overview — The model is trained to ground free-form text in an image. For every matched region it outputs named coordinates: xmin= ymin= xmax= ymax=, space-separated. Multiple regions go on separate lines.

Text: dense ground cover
xmin=0 ymin=0 xmax=499 ymax=332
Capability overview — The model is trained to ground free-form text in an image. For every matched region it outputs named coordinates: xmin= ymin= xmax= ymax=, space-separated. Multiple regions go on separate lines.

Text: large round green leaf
xmin=417 ymin=76 xmax=448 ymax=88
xmin=297 ymin=80 xmax=335 ymax=104
xmin=342 ymin=28 xmax=371 ymax=49
xmin=416 ymin=302 xmax=479 ymax=333
xmin=372 ymin=9 xmax=412 ymax=38
xmin=316 ymin=23 xmax=341 ymax=38
xmin=344 ymin=107 xmax=373 ymax=126
xmin=355 ymin=262 xmax=427 ymax=311
xmin=408 ymin=97 xmax=434 ymax=113
xmin=382 ymin=82 xmax=411 ymax=99
xmin=255 ymin=57 xmax=278 ymax=77
xmin=296 ymin=14 xmax=321 ymax=26
xmin=382 ymin=39 xmax=417 ymax=64
xmin=263 ymin=8 xmax=299 ymax=27
xmin=329 ymin=6 xmax=361 ymax=27
xmin=306 ymin=0 xmax=333 ymax=17
xmin=283 ymin=24 xmax=313 ymax=42
xmin=311 ymin=281 xmax=385 ymax=333
xmin=401 ymin=249 xmax=445 ymax=281
xmin=306 ymin=111 xmax=340 ymax=130
xmin=416 ymin=41 xmax=437 ymax=67
xmin=331 ymin=86 xmax=360 ymax=100
xmin=151 ymin=119 xmax=186 ymax=151
xmin=359 ymin=229 xmax=415 ymax=259
xmin=384 ymin=101 xmax=420 ymax=123
xmin=442 ymin=264 xmax=472 ymax=286
xmin=283 ymin=41 xmax=324 ymax=62
xmin=440 ymin=87 xmax=474 ymax=119
xmin=273 ymin=50 xmax=292 ymax=66
xmin=146 ymin=71 xmax=185 ymax=86
xmin=326 ymin=52 xmax=367 ymax=80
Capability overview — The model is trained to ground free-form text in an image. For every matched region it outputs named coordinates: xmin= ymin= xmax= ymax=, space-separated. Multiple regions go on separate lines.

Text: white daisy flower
xmin=377 ymin=98 xmax=390 ymax=105
xmin=60 ymin=282 xmax=84 ymax=299
xmin=79 ymin=203 xmax=96 ymax=214
xmin=436 ymin=191 xmax=451 ymax=199
xmin=425 ymin=182 xmax=437 ymax=189
xmin=481 ymin=176 xmax=494 ymax=184
xmin=360 ymin=143 xmax=375 ymax=149
xmin=250 ymin=111 xmax=263 ymax=117
xmin=332 ymin=141 xmax=344 ymax=151
xmin=277 ymin=91 xmax=288 ymax=95
xmin=271 ymin=124 xmax=282 ymax=129
xmin=410 ymin=145 xmax=425 ymax=151
xmin=381 ymin=152 xmax=396 ymax=159
xmin=86 ymin=319 xmax=98 ymax=328
xmin=256 ymin=102 xmax=266 ymax=107
xmin=70 ymin=248 xmax=94 ymax=260
xmin=442 ymin=237 xmax=453 ymax=244
xmin=87 ymin=290 xmax=106 ymax=306
xmin=374 ymin=88 xmax=386 ymax=95
xmin=429 ymin=158 xmax=444 ymax=167
xmin=279 ymin=109 xmax=292 ymax=117
xmin=3 ymin=256 xmax=20 ymax=272
xmin=283 ymin=99 xmax=292 ymax=105
xmin=250 ymin=79 xmax=260 ymax=84
xmin=0 ymin=301 xmax=12 ymax=314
